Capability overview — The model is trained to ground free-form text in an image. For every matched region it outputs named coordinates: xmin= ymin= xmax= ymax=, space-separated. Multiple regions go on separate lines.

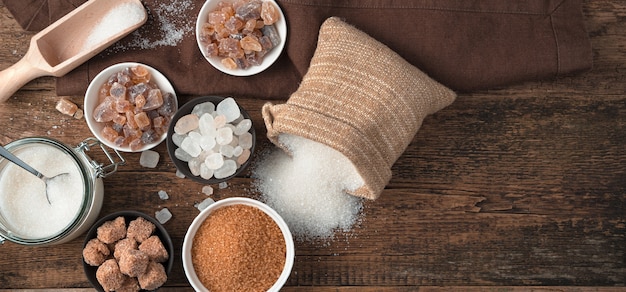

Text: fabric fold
xmin=1 ymin=0 xmax=592 ymax=96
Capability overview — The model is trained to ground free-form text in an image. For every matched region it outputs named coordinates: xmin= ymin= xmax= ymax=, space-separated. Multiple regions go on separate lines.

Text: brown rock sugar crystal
xmin=191 ymin=204 xmax=286 ymax=291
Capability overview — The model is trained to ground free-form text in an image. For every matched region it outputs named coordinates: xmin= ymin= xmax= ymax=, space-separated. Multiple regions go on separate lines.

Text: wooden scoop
xmin=0 ymin=0 xmax=147 ymax=102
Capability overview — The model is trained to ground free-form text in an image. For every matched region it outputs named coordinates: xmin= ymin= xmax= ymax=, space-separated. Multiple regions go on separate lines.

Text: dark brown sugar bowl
xmin=82 ymin=211 xmax=174 ymax=292
xmin=166 ymin=96 xmax=256 ymax=184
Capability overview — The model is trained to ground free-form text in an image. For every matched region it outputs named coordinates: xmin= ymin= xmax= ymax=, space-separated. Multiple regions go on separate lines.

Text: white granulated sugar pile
xmin=252 ymin=134 xmax=365 ymax=241
xmin=111 ymin=0 xmax=194 ymax=51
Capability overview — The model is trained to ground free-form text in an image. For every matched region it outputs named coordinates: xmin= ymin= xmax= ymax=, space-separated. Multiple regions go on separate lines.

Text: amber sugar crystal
xmin=191 ymin=204 xmax=286 ymax=292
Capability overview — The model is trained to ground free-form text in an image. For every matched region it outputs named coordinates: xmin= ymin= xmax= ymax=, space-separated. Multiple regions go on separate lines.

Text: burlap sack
xmin=262 ymin=17 xmax=456 ymax=200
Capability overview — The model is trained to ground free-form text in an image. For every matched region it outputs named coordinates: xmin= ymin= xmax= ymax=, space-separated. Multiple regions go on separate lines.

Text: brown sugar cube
xmin=96 ymin=259 xmax=125 ymax=291
xmin=114 ymin=237 xmax=138 ymax=261
xmin=56 ymin=98 xmax=78 ymax=116
xmin=97 ymin=216 xmax=127 ymax=244
xmin=117 ymin=276 xmax=140 ymax=292
xmin=139 ymin=235 xmax=169 ymax=263
xmin=137 ymin=261 xmax=167 ymax=290
xmin=127 ymin=217 xmax=156 ymax=243
xmin=119 ymin=249 xmax=149 ymax=277
xmin=83 ymin=238 xmax=110 ymax=266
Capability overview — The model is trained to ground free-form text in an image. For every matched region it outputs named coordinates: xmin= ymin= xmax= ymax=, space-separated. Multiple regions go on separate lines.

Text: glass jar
xmin=0 ymin=137 xmax=125 ymax=246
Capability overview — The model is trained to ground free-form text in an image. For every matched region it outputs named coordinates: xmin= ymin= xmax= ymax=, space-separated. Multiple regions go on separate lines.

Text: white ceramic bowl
xmin=195 ymin=0 xmax=287 ymax=76
xmin=84 ymin=62 xmax=178 ymax=152
xmin=182 ymin=197 xmax=294 ymax=292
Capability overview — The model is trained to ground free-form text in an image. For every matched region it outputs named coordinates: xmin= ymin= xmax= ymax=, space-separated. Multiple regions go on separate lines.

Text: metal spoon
xmin=0 ymin=145 xmax=68 ymax=204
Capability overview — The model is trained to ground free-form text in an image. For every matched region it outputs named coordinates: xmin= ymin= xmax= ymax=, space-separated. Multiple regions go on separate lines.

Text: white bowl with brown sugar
xmin=195 ymin=0 xmax=287 ymax=76
xmin=84 ymin=62 xmax=178 ymax=152
xmin=182 ymin=197 xmax=294 ymax=292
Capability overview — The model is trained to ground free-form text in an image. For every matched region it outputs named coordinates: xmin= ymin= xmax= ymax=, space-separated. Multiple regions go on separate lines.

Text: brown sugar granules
xmin=191 ymin=204 xmax=286 ymax=292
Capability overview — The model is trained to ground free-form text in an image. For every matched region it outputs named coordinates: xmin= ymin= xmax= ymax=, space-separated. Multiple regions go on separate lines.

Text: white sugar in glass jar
xmin=0 ymin=137 xmax=124 ymax=246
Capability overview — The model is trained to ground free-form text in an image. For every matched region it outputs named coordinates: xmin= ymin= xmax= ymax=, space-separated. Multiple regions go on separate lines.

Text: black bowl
xmin=166 ymin=96 xmax=256 ymax=184
xmin=82 ymin=211 xmax=174 ymax=292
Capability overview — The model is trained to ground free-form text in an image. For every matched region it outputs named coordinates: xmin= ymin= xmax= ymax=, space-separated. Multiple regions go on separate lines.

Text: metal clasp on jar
xmin=76 ymin=137 xmax=126 ymax=178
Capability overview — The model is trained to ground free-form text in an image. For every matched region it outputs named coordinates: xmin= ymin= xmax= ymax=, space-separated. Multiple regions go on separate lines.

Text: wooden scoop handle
xmin=0 ymin=45 xmax=49 ymax=102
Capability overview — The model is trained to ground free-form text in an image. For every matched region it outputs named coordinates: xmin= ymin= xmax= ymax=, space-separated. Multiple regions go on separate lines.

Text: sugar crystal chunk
xmin=143 ymin=89 xmax=164 ymax=111
xmin=236 ymin=149 xmax=251 ymax=165
xmin=158 ymin=93 xmax=176 ymax=117
xmin=172 ymin=133 xmax=185 ymax=147
xmin=158 ymin=190 xmax=169 ymax=200
xmin=141 ymin=129 xmax=159 ymax=144
xmin=174 ymin=114 xmax=199 ymax=135
xmin=202 ymin=185 xmax=214 ymax=196
xmin=205 ymin=153 xmax=224 ymax=170
xmin=155 ymin=208 xmax=172 ymax=224
xmin=188 ymin=131 xmax=203 ymax=145
xmin=216 ymin=97 xmax=241 ymax=123
xmin=214 ymin=159 xmax=237 ymax=179
xmin=216 ymin=127 xmax=233 ymax=145
xmin=238 ymin=132 xmax=253 ymax=149
xmin=200 ymin=164 xmax=214 ymax=180
xmin=175 ymin=148 xmax=192 ymax=162
xmin=221 ymin=57 xmax=238 ymax=70
xmin=262 ymin=24 xmax=281 ymax=47
xmin=181 ymin=137 xmax=202 ymax=157
xmin=213 ymin=115 xmax=226 ymax=129
xmin=219 ymin=145 xmax=234 ymax=158
xmin=195 ymin=197 xmax=215 ymax=211
xmin=93 ymin=99 xmax=117 ymax=122
xmin=234 ymin=119 xmax=252 ymax=135
xmin=109 ymin=82 xmax=126 ymax=99
xmin=199 ymin=113 xmax=217 ymax=137
xmin=192 ymin=102 xmax=215 ymax=116
xmin=261 ymin=1 xmax=280 ymax=25
xmin=233 ymin=146 xmax=243 ymax=157
xmin=139 ymin=150 xmax=160 ymax=168
xmin=56 ymin=98 xmax=78 ymax=116
xmin=134 ymin=112 xmax=151 ymax=129
xmin=235 ymin=0 xmax=262 ymax=21
xmin=218 ymin=182 xmax=228 ymax=189
xmin=175 ymin=169 xmax=186 ymax=178
xmin=74 ymin=109 xmax=84 ymax=119
xmin=198 ymin=135 xmax=216 ymax=151
xmin=188 ymin=157 xmax=202 ymax=176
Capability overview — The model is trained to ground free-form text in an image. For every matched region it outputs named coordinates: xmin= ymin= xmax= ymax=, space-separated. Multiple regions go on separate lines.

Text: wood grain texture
xmin=0 ymin=0 xmax=625 ymax=290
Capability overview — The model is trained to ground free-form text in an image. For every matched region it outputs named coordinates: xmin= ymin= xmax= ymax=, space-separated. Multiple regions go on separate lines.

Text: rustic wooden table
xmin=0 ymin=1 xmax=625 ymax=291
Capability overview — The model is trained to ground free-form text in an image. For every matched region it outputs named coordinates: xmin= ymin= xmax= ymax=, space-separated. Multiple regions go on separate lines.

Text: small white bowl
xmin=182 ymin=197 xmax=294 ymax=292
xmin=195 ymin=0 xmax=287 ymax=76
xmin=84 ymin=62 xmax=178 ymax=152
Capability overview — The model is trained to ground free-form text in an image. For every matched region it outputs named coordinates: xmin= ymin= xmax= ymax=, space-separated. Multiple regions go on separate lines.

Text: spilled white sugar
xmin=111 ymin=0 xmax=195 ymax=51
xmin=252 ymin=134 xmax=365 ymax=241
xmin=82 ymin=2 xmax=146 ymax=52
xmin=0 ymin=144 xmax=83 ymax=238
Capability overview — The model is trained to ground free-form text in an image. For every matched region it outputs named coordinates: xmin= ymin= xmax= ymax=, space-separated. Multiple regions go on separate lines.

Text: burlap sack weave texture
xmin=262 ymin=17 xmax=456 ymax=200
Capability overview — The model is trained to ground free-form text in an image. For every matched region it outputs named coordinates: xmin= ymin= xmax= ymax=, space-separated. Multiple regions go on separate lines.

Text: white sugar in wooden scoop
xmin=82 ymin=2 xmax=147 ymax=51
xmin=0 ymin=0 xmax=147 ymax=102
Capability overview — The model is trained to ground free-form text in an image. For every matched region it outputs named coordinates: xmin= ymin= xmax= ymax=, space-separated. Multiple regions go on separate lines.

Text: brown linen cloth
xmin=2 ymin=0 xmax=592 ymax=97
